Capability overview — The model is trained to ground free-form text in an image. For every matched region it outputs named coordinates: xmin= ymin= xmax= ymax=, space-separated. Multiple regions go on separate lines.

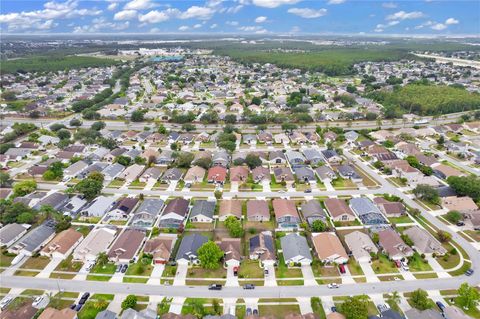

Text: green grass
xmin=276 ymin=254 xmax=303 ymax=278
xmin=311 ymin=297 xmax=327 ymax=319
xmin=91 ymin=294 xmax=114 ymax=301
xmin=258 ymin=304 xmax=301 ymax=318
xmin=388 ymin=215 xmax=413 ymax=224
xmin=87 ymin=263 xmax=116 ymax=281
xmin=447 ymin=296 xmax=480 ymax=318
xmin=238 ymin=260 xmax=264 ymax=280
xmin=408 ymin=253 xmax=433 ymax=272
xmin=51 ymin=255 xmax=82 ymax=279
xmin=20 ymin=256 xmax=51 ymax=270
xmin=78 ymin=301 xmax=109 ymax=319
xmin=371 ymin=254 xmax=399 ymax=274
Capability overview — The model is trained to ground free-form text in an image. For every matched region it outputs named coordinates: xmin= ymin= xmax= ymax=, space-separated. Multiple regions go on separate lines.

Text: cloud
xmin=237 ymin=25 xmax=267 ymax=33
xmin=445 ymin=17 xmax=459 ymax=25
xmin=255 ymin=16 xmax=267 ymax=23
xmin=73 ymin=17 xmax=129 ymax=33
xmin=179 ymin=6 xmax=215 ymax=20
xmin=431 ymin=23 xmax=447 ymax=30
xmin=107 ymin=2 xmax=118 ymax=11
xmin=178 ymin=25 xmax=189 ymax=31
xmin=138 ymin=9 xmax=177 ymax=23
xmin=226 ymin=20 xmax=239 ymax=26
xmin=193 ymin=23 xmax=202 ymax=28
xmin=382 ymin=2 xmax=397 ymax=8
xmin=124 ymin=0 xmax=155 ymax=10
xmin=374 ymin=20 xmax=399 ymax=32
xmin=210 ymin=23 xmax=218 ymax=28
xmin=386 ymin=10 xmax=424 ymax=20
xmin=251 ymin=0 xmax=301 ymax=8
xmin=288 ymin=8 xmax=327 ymax=18
xmin=224 ymin=5 xmax=243 ymax=13
xmin=114 ymin=10 xmax=137 ymax=21
xmin=290 ymin=26 xmax=300 ymax=32
xmin=327 ymin=0 xmax=346 ymax=4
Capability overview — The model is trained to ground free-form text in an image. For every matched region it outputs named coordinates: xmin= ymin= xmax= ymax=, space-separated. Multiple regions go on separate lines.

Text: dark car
xmin=436 ymin=301 xmax=446 ymax=311
xmin=243 ymin=284 xmax=255 ymax=290
xmin=457 ymin=221 xmax=465 ymax=226
xmin=331 ymin=306 xmax=337 ymax=312
xmin=253 ymin=309 xmax=259 ymax=315
xmin=81 ymin=292 xmax=90 ymax=299
xmin=74 ymin=304 xmax=83 ymax=311
xmin=246 ymin=308 xmax=252 ymax=316
xmin=116 ymin=264 xmax=122 ymax=272
xmin=465 ymin=269 xmax=474 ymax=276
xmin=69 ymin=304 xmax=76 ymax=310
xmin=208 ymin=284 xmax=222 ymax=290
xmin=121 ymin=264 xmax=128 ymax=273
xmin=304 ymin=189 xmax=312 ymax=193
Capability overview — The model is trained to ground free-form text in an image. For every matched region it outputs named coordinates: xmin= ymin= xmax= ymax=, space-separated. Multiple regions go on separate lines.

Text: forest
xmin=1 ymin=55 xmax=119 ymax=74
xmin=367 ymin=83 xmax=480 ymax=117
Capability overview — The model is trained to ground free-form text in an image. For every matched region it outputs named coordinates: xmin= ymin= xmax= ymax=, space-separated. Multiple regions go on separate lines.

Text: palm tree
xmin=387 ymin=291 xmax=401 ymax=310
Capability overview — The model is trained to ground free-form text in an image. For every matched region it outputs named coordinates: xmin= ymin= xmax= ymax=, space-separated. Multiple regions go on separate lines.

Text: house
xmin=323 ymin=131 xmax=337 ymax=143
xmin=38 ymin=135 xmax=60 ymax=146
xmin=344 ymin=231 xmax=378 ymax=263
xmin=207 ymin=166 xmax=227 ymax=184
xmin=321 ymin=150 xmax=342 ymax=165
xmin=102 ymin=163 xmax=125 ymax=181
xmin=120 ymin=308 xmax=157 ymax=319
xmin=373 ymin=197 xmax=406 ymax=218
xmin=257 ymin=132 xmax=273 ymax=144
xmin=273 ymin=167 xmax=294 ymax=182
xmin=64 ymin=160 xmax=89 ymax=179
xmin=303 ymin=149 xmax=324 ymax=166
xmin=108 ymin=197 xmax=139 ymax=220
xmin=246 ymin=200 xmax=270 ymax=222
xmin=378 ymin=228 xmax=414 ymax=260
xmin=8 ymin=220 xmax=56 ymax=256
xmin=441 ymin=196 xmax=478 ymax=213
xmin=219 ymin=200 xmax=243 ymax=221
xmin=131 ymin=199 xmax=164 ymax=227
xmin=89 ymin=147 xmax=110 ymax=161
xmin=189 ymin=200 xmax=216 ymax=223
xmin=219 ymin=238 xmax=241 ymax=267
xmin=40 ymin=228 xmax=83 ymax=259
xmin=160 ymin=168 xmax=183 ymax=183
xmin=184 ymin=166 xmax=206 ymax=184
xmin=311 ymin=232 xmax=348 ymax=264
xmin=369 ymin=309 xmax=403 ymax=319
xmin=273 ymin=199 xmax=300 ymax=229
xmin=33 ymin=192 xmax=69 ymax=211
xmin=118 ymin=164 xmax=144 ymax=182
xmin=432 ymin=163 xmax=465 ymax=179
xmin=280 ymin=233 xmax=312 ymax=265
xmin=212 ymin=150 xmax=230 ymax=167
xmin=337 ymin=165 xmax=362 ymax=182
xmin=404 ymin=226 xmax=447 ymax=256
xmin=141 ymin=148 xmax=160 ymax=163
xmin=370 ymin=130 xmax=395 ymax=142
xmin=157 ymin=150 xmax=174 ymax=165
xmin=175 ymin=234 xmax=208 ymax=265
xmin=274 ymin=133 xmax=289 ymax=144
xmin=349 ymin=197 xmax=388 ymax=225
xmin=301 ymin=200 xmax=327 ymax=226
xmin=78 ymin=162 xmax=109 ymax=179
xmin=95 ymin=310 xmax=117 ymax=319
xmin=443 ymin=306 xmax=473 ymax=319
xmin=37 ymin=307 xmax=77 ymax=319
xmin=143 ymin=235 xmax=175 ymax=264
xmin=73 ymin=227 xmax=117 ymax=262
xmin=345 ymin=131 xmax=359 ymax=142
xmin=404 ymin=309 xmax=443 ymax=319
xmin=229 ymin=166 xmax=249 ymax=182
xmin=324 ymin=198 xmax=356 ymax=222
xmin=285 ymin=150 xmax=305 ymax=165
xmin=139 ymin=167 xmax=162 ymax=183
xmin=81 ymin=196 xmax=116 ymax=217
xmin=293 ymin=166 xmax=316 ymax=183
xmin=108 ymin=228 xmax=146 ymax=263
xmin=251 ymin=166 xmax=270 ymax=183
xmin=159 ymin=198 xmax=189 ymax=229
xmin=249 ymin=231 xmax=276 ymax=266
xmin=0 ymin=223 xmax=29 ymax=248
xmin=315 ymin=166 xmax=337 ymax=183
xmin=269 ymin=151 xmax=286 ymax=164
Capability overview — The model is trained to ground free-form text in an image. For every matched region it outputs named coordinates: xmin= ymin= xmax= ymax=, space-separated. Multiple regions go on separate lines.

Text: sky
xmin=0 ymin=0 xmax=478 ymax=35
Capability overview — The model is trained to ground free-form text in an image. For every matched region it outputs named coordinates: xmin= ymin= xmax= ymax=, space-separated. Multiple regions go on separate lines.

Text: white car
xmin=327 ymin=283 xmax=339 ymax=289
xmin=0 ymin=297 xmax=13 ymax=310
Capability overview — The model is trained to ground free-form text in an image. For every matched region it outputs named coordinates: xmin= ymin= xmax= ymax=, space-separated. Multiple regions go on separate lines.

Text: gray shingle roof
xmin=280 ymin=233 xmax=312 ymax=261
xmin=190 ymin=200 xmax=215 ymax=219
xmin=175 ymin=234 xmax=208 ymax=261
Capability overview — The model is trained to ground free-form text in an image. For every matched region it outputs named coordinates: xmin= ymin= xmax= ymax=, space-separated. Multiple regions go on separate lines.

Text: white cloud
xmin=73 ymin=18 xmax=129 ymax=33
xmin=178 ymin=25 xmax=189 ymax=31
xmin=193 ymin=23 xmax=202 ymax=28
xmin=149 ymin=27 xmax=160 ymax=33
xmin=255 ymin=16 xmax=267 ymax=23
xmin=210 ymin=23 xmax=218 ymax=29
xmin=138 ymin=9 xmax=177 ymax=23
xmin=382 ymin=2 xmax=397 ymax=8
xmin=124 ymin=0 xmax=155 ymax=10
xmin=288 ymin=8 xmax=327 ymax=18
xmin=224 ymin=5 xmax=243 ymax=13
xmin=179 ymin=6 xmax=215 ymax=20
xmin=226 ymin=20 xmax=239 ymax=26
xmin=107 ymin=2 xmax=118 ymax=11
xmin=327 ymin=0 xmax=346 ymax=4
xmin=375 ymin=20 xmax=399 ymax=32
xmin=251 ymin=0 xmax=301 ymax=8
xmin=445 ymin=17 xmax=459 ymax=25
xmin=290 ymin=26 xmax=300 ymax=32
xmin=431 ymin=23 xmax=447 ymax=30
xmin=386 ymin=10 xmax=424 ymax=20
xmin=114 ymin=9 xmax=137 ymax=21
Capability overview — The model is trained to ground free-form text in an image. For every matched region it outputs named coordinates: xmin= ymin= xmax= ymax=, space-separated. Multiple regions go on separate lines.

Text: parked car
xmin=401 ymin=261 xmax=409 ymax=271
xmin=377 ymin=304 xmax=389 ymax=313
xmin=233 ymin=266 xmax=239 ymax=276
xmin=304 ymin=189 xmax=312 ymax=193
xmin=394 ymin=260 xmax=401 ymax=268
xmin=74 ymin=304 xmax=83 ymax=312
xmin=339 ymin=264 xmax=346 ymax=274
xmin=331 ymin=306 xmax=337 ymax=312
xmin=436 ymin=301 xmax=446 ymax=311
xmin=0 ymin=297 xmax=13 ymax=310
xmin=253 ymin=309 xmax=259 ymax=315
xmin=327 ymin=283 xmax=339 ymax=289
xmin=208 ymin=284 xmax=222 ymax=290
xmin=69 ymin=304 xmax=76 ymax=310
xmin=246 ymin=308 xmax=252 ymax=316
xmin=121 ymin=264 xmax=128 ymax=273
xmin=243 ymin=284 xmax=255 ymax=290
xmin=465 ymin=269 xmax=474 ymax=276
xmin=456 ymin=221 xmax=465 ymax=226
xmin=86 ymin=263 xmax=95 ymax=271
xmin=116 ymin=264 xmax=122 ymax=273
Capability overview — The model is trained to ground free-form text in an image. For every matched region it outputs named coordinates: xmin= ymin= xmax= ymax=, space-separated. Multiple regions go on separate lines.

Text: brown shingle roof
xmin=272 ymin=199 xmax=298 ymax=218
xmin=323 ymin=198 xmax=354 ymax=218
xmin=41 ymin=228 xmax=83 ymax=255
xmin=247 ymin=200 xmax=270 ymax=219
xmin=219 ymin=200 xmax=243 ymax=218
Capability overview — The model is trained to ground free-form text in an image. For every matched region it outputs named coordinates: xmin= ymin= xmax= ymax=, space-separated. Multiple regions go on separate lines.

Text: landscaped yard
xmin=124 ymin=259 xmax=154 ymax=283
xmin=86 ymin=263 xmax=116 ymax=281
xmin=371 ymin=254 xmax=399 ymax=274
xmin=20 ymin=256 xmax=51 ymax=270
xmin=51 ymin=255 xmax=83 ymax=279
xmin=78 ymin=301 xmax=109 ymax=319
xmin=0 ymin=249 xmax=15 ymax=270
xmin=408 ymin=253 xmax=433 ymax=272
xmin=258 ymin=304 xmax=300 ymax=317
xmin=238 ymin=260 xmax=264 ymax=280
xmin=447 ymin=296 xmax=480 ymax=318
xmin=187 ymin=265 xmax=226 ymax=284
xmin=107 ymin=179 xmax=125 ymax=188
xmin=276 ymin=255 xmax=303 ymax=279
xmin=331 ymin=178 xmax=357 ymax=189
xmin=388 ymin=215 xmax=413 ymax=224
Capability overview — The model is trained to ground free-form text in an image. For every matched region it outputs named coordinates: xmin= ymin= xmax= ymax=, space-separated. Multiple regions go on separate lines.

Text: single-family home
xmin=81 ymin=196 xmax=117 ymax=217
xmin=441 ymin=196 xmax=478 ymax=213
xmin=159 ymin=198 xmax=189 ymax=229
xmin=303 ymin=149 xmax=324 ymax=166
xmin=212 ymin=151 xmax=230 ymax=167
xmin=246 ymin=200 xmax=270 ymax=222
xmin=73 ymin=227 xmax=117 ymax=262
xmin=143 ymin=235 xmax=175 ymax=264
xmin=131 ymin=199 xmax=164 ymax=227
xmin=378 ymin=228 xmax=414 ymax=260
xmin=40 ymin=228 xmax=83 ymax=259
xmin=108 ymin=228 xmax=146 ymax=263
xmin=269 ymin=151 xmax=286 ymax=165
xmin=37 ymin=307 xmax=77 ymax=319
xmin=273 ymin=199 xmax=300 ymax=229
xmin=175 ymin=234 xmax=209 ymax=265
xmin=337 ymin=165 xmax=362 ymax=182
xmin=251 ymin=166 xmax=271 ymax=183
xmin=108 ymin=197 xmax=139 ymax=220
xmin=139 ymin=167 xmax=162 ymax=183
xmin=404 ymin=226 xmax=447 ymax=256
xmin=315 ymin=166 xmax=337 ymax=183
xmin=102 ymin=163 xmax=125 ymax=182
xmin=64 ymin=160 xmax=89 ymax=179
xmin=324 ymin=198 xmax=356 ymax=222
xmin=8 ymin=220 xmax=56 ymax=256
xmin=249 ymin=231 xmax=276 ymax=266
xmin=321 ymin=150 xmax=342 ymax=165
xmin=0 ymin=223 xmax=29 ymax=248
xmin=344 ymin=231 xmax=378 ymax=263
xmin=285 ymin=150 xmax=305 ymax=165
xmin=373 ymin=197 xmax=406 ymax=218
xmin=273 ymin=167 xmax=294 ymax=183
xmin=293 ymin=166 xmax=316 ymax=183
xmin=33 ymin=192 xmax=69 ymax=211
xmin=229 ymin=166 xmax=249 ymax=182
xmin=301 ymin=200 xmax=327 ymax=226
xmin=311 ymin=232 xmax=348 ymax=264
xmin=219 ymin=238 xmax=241 ymax=267
xmin=349 ymin=197 xmax=388 ymax=225
xmin=207 ymin=166 xmax=227 ymax=185
xmin=118 ymin=164 xmax=144 ymax=183
xmin=189 ymin=200 xmax=216 ymax=223
xmin=184 ymin=166 xmax=206 ymax=184
xmin=280 ymin=233 xmax=312 ymax=265
xmin=219 ymin=200 xmax=243 ymax=221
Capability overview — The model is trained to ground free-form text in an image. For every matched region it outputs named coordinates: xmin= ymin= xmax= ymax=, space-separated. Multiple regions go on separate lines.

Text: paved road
xmin=414 ymin=53 xmax=480 ymax=69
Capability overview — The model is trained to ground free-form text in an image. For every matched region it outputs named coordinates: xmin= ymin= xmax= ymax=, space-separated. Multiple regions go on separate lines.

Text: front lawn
xmin=124 ymin=258 xmax=154 ymax=283
xmin=51 ymin=255 xmax=82 ymax=279
xmin=447 ymin=296 xmax=480 ymax=318
xmin=187 ymin=265 xmax=226 ymax=279
xmin=78 ymin=301 xmax=109 ymax=319
xmin=331 ymin=178 xmax=357 ymax=189
xmin=238 ymin=260 xmax=264 ymax=280
xmin=86 ymin=263 xmax=116 ymax=281
xmin=20 ymin=256 xmax=51 ymax=270
xmin=276 ymin=254 xmax=303 ymax=278
xmin=371 ymin=254 xmax=399 ymax=274
xmin=258 ymin=304 xmax=300 ymax=317
xmin=388 ymin=215 xmax=413 ymax=224
xmin=408 ymin=253 xmax=433 ymax=272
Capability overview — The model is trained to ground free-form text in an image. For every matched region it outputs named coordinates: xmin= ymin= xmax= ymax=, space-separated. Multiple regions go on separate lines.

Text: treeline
xmin=367 ymin=83 xmax=480 ymax=118
xmin=1 ymin=122 xmax=37 ymax=143
xmin=1 ymin=55 xmax=119 ymax=74
xmin=216 ymin=48 xmax=414 ymax=76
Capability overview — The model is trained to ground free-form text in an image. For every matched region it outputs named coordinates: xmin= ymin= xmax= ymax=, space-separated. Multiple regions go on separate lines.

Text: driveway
xmin=297 ymin=297 xmax=313 ymax=314
xmin=262 ymin=180 xmax=271 ymax=192
xmin=264 ymin=264 xmax=277 ymax=287
xmin=400 ymin=268 xmax=416 ymax=281
xmin=341 ymin=265 xmax=356 ymax=284
xmin=36 ymin=258 xmax=63 ymax=278
xmin=147 ymin=264 xmax=165 ymax=285
xmin=173 ymin=263 xmax=188 ymax=286
xmin=230 ymin=182 xmax=239 ymax=193
xmin=107 ymin=294 xmax=125 ymax=313
xmin=426 ymin=256 xmax=451 ymax=278
xmin=109 ymin=271 xmax=124 ymax=283
xmin=359 ymin=261 xmax=380 ymax=283
xmin=324 ymin=181 xmax=334 ymax=191
xmin=244 ymin=298 xmax=259 ymax=314
xmin=301 ymin=265 xmax=317 ymax=286
xmin=226 ymin=265 xmax=239 ymax=287
xmin=167 ymin=181 xmax=177 ymax=191
xmin=223 ymin=298 xmax=237 ymax=315
xmin=169 ymin=297 xmax=186 ymax=314
xmin=321 ymin=296 xmax=335 ymax=314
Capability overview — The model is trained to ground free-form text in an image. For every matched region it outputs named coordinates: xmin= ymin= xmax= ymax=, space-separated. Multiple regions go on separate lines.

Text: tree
xmin=184 ymin=299 xmax=205 ymax=318
xmin=445 ymin=210 xmax=462 ymax=224
xmin=157 ymin=124 xmax=167 ymax=134
xmin=13 ymin=180 xmax=37 ymax=197
xmin=43 ymin=162 xmax=64 ymax=181
xmin=0 ymin=172 xmax=12 ymax=187
xmin=311 ymin=219 xmax=327 ymax=232
xmin=447 ymin=175 xmax=480 ymax=202
xmin=340 ymin=295 xmax=369 ymax=319
xmin=181 ymin=123 xmax=195 ymax=132
xmin=245 ymin=154 xmax=262 ymax=169
xmin=197 ymin=241 xmax=224 ymax=269
xmin=131 ymin=110 xmax=145 ymax=122
xmin=410 ymin=289 xmax=432 ymax=310
xmin=437 ymin=135 xmax=445 ymax=145
xmin=50 ymin=123 xmax=66 ymax=132
xmin=69 ymin=118 xmax=82 ymax=127
xmin=224 ymin=216 xmax=244 ymax=238
xmin=91 ymin=121 xmax=106 ymax=131
xmin=194 ymin=157 xmax=212 ymax=170
xmin=17 ymin=212 xmax=35 ymax=224
xmin=116 ymin=155 xmax=131 ymax=167
xmin=413 ymin=184 xmax=439 ymax=204
xmin=457 ymin=282 xmax=480 ymax=310
xmin=386 ymin=291 xmax=401 ymax=312
xmin=0 ymin=143 xmax=14 ymax=155
xmin=73 ymin=178 xmax=103 ymax=200
xmin=96 ymin=252 xmax=109 ymax=267
xmin=55 ymin=218 xmax=72 ymax=233
xmin=121 ymin=295 xmax=137 ymax=310
xmin=281 ymin=123 xmax=297 ymax=133
xmin=224 ymin=114 xmax=237 ymax=124
xmin=56 ymin=129 xmax=71 ymax=140
xmin=218 ymin=141 xmax=236 ymax=152
xmin=437 ymin=230 xmax=451 ymax=243
xmin=175 ymin=152 xmax=194 ymax=169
